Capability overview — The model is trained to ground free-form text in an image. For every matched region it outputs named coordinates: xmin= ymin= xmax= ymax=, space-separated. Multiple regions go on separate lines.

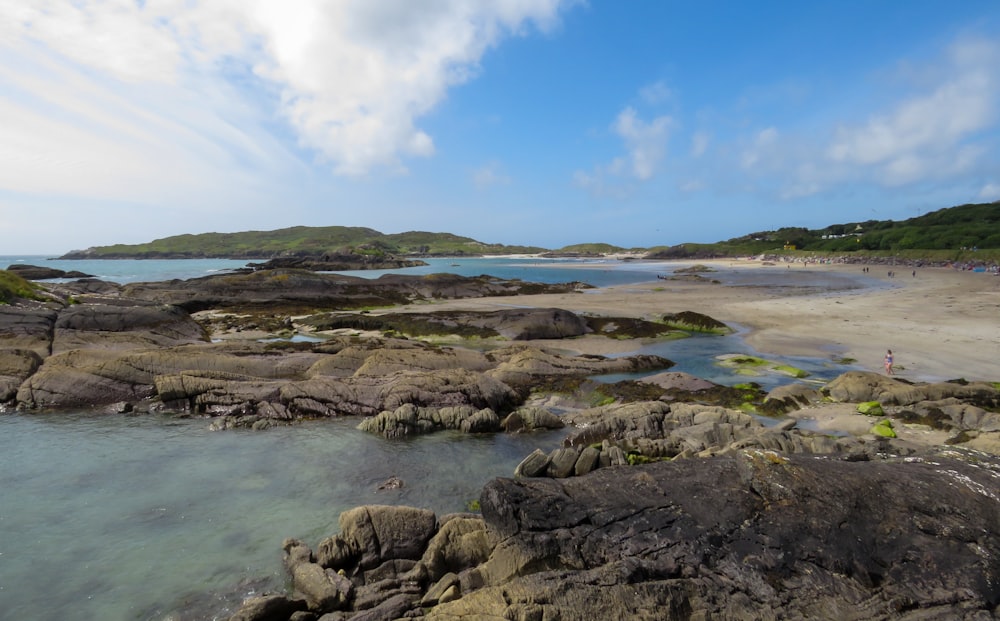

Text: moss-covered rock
xmin=857 ymin=401 xmax=884 ymax=416
xmin=870 ymin=419 xmax=896 ymax=438
xmin=661 ymin=311 xmax=732 ymax=335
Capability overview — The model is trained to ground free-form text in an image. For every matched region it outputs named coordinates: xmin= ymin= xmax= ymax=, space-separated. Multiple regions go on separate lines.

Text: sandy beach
xmin=400 ymin=258 xmax=1000 ymax=384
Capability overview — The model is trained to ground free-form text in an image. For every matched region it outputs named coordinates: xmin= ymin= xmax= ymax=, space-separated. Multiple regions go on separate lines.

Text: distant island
xmin=57 ymin=201 xmax=1000 ymax=263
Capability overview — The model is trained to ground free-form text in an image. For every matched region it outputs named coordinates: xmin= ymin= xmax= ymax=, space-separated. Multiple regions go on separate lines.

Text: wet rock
xmin=226 ymin=594 xmax=308 ymax=621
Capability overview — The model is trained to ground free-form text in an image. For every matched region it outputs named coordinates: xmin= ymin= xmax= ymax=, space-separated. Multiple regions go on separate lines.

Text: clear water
xmin=0 ymin=413 xmax=563 ymax=620
xmin=0 ymin=255 xmax=876 ymax=620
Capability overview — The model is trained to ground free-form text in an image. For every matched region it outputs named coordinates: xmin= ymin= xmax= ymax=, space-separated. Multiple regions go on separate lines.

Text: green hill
xmin=649 ymin=201 xmax=1000 ymax=261
xmin=60 ymin=227 xmax=546 ymax=259
xmin=58 ymin=201 xmax=1000 ymax=261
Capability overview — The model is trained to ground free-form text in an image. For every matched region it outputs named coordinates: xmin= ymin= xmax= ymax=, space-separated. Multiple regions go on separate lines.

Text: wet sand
xmin=399 ymin=258 xmax=1000 ymax=384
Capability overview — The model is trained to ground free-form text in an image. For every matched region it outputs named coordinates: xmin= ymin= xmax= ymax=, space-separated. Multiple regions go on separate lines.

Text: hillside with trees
xmin=647 ymin=201 xmax=1000 ymax=260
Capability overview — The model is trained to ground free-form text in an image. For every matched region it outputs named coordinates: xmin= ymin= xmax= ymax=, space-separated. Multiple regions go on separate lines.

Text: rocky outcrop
xmin=52 ymin=303 xmax=209 ymax=352
xmin=486 ymin=345 xmax=670 ymax=387
xmin=121 ymin=269 xmax=592 ymax=313
xmin=824 ymin=371 xmax=1000 ymax=408
xmin=510 ymin=400 xmax=885 ymax=479
xmin=5 ymin=264 xmax=94 ymax=280
xmin=244 ymin=254 xmax=427 ymax=272
xmin=227 ymin=446 xmax=1000 ymax=620
xmin=303 ymin=307 xmax=591 ymax=340
xmin=0 ymin=306 xmax=57 ymax=356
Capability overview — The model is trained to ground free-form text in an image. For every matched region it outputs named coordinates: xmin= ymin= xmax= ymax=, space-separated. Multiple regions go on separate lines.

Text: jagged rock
xmin=357 ymin=403 xmax=504 ymax=439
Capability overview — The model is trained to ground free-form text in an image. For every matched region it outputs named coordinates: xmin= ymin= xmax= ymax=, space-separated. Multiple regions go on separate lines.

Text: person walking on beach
xmin=884 ymin=349 xmax=894 ymax=375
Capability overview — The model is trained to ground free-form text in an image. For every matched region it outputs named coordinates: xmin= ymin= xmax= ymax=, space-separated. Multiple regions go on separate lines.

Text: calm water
xmin=0 ymin=255 xmax=874 ymax=620
xmin=0 ymin=414 xmax=563 ymax=620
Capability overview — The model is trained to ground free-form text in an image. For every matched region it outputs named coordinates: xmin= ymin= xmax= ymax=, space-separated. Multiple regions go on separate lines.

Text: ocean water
xmin=0 ymin=255 xmax=874 ymax=620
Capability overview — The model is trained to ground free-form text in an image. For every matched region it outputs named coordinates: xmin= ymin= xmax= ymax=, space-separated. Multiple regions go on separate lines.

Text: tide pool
xmin=0 ymin=413 xmax=562 ymax=620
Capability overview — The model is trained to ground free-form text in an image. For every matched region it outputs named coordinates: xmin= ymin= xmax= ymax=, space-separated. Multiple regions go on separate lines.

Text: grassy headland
xmin=57 ymin=201 xmax=1000 ymax=262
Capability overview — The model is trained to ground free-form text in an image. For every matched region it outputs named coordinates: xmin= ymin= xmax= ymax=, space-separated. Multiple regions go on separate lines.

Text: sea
xmin=0 ymin=255 xmax=874 ymax=620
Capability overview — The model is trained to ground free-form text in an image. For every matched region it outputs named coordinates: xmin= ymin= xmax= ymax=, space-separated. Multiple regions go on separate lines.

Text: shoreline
xmin=395 ymin=258 xmax=1000 ymax=384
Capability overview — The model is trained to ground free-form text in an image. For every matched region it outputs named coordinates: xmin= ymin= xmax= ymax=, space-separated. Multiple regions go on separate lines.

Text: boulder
xmin=316 ymin=505 xmax=438 ymax=573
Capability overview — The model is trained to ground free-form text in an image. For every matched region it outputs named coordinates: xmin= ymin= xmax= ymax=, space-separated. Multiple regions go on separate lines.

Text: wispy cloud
xmin=699 ymin=35 xmax=1000 ymax=204
xmin=0 ymin=0 xmax=578 ymax=182
xmin=574 ymin=105 xmax=673 ymax=195
xmin=826 ymin=38 xmax=998 ymax=186
xmin=472 ymin=161 xmax=511 ymax=188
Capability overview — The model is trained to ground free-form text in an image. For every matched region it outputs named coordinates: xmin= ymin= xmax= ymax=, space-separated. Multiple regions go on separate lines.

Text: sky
xmin=2 ymin=1 xmax=1000 ymax=254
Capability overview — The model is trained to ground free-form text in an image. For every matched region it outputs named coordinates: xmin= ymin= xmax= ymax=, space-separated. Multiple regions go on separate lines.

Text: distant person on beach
xmin=884 ymin=349 xmax=894 ymax=375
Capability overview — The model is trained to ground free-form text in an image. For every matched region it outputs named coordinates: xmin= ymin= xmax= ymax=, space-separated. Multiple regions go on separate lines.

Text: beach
xmin=400 ymin=258 xmax=1000 ymax=384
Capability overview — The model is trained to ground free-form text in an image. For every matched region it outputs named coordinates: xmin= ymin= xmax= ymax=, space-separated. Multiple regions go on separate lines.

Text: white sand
xmin=397 ymin=259 xmax=1000 ymax=383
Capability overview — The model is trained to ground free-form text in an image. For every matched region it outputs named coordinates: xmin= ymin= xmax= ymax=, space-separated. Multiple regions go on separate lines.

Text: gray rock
xmin=513 ymin=449 xmax=551 ymax=478
xmin=546 ymin=447 xmax=580 ymax=478
xmin=226 ymin=594 xmax=308 ymax=621
xmin=316 ymin=505 xmax=437 ymax=573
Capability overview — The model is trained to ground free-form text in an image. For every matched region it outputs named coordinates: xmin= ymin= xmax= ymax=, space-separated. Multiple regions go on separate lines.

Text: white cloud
xmin=613 ymin=107 xmax=673 ymax=180
xmin=826 ymin=37 xmax=999 ymax=185
xmin=0 ymin=0 xmax=578 ymax=181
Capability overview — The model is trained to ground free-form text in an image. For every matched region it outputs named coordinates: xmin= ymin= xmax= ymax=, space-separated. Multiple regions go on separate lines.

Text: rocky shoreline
xmin=2 ymin=265 xmax=999 ymax=620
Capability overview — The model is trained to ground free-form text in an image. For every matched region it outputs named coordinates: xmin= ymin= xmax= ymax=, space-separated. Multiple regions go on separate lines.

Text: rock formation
xmin=226 ymin=446 xmax=1000 ymax=620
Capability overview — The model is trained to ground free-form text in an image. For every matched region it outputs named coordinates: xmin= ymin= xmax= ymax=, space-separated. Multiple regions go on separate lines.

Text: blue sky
xmin=2 ymin=1 xmax=999 ymax=254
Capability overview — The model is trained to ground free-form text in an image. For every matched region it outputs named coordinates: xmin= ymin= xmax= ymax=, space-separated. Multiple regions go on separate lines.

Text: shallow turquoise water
xmin=0 ymin=413 xmax=563 ymax=620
